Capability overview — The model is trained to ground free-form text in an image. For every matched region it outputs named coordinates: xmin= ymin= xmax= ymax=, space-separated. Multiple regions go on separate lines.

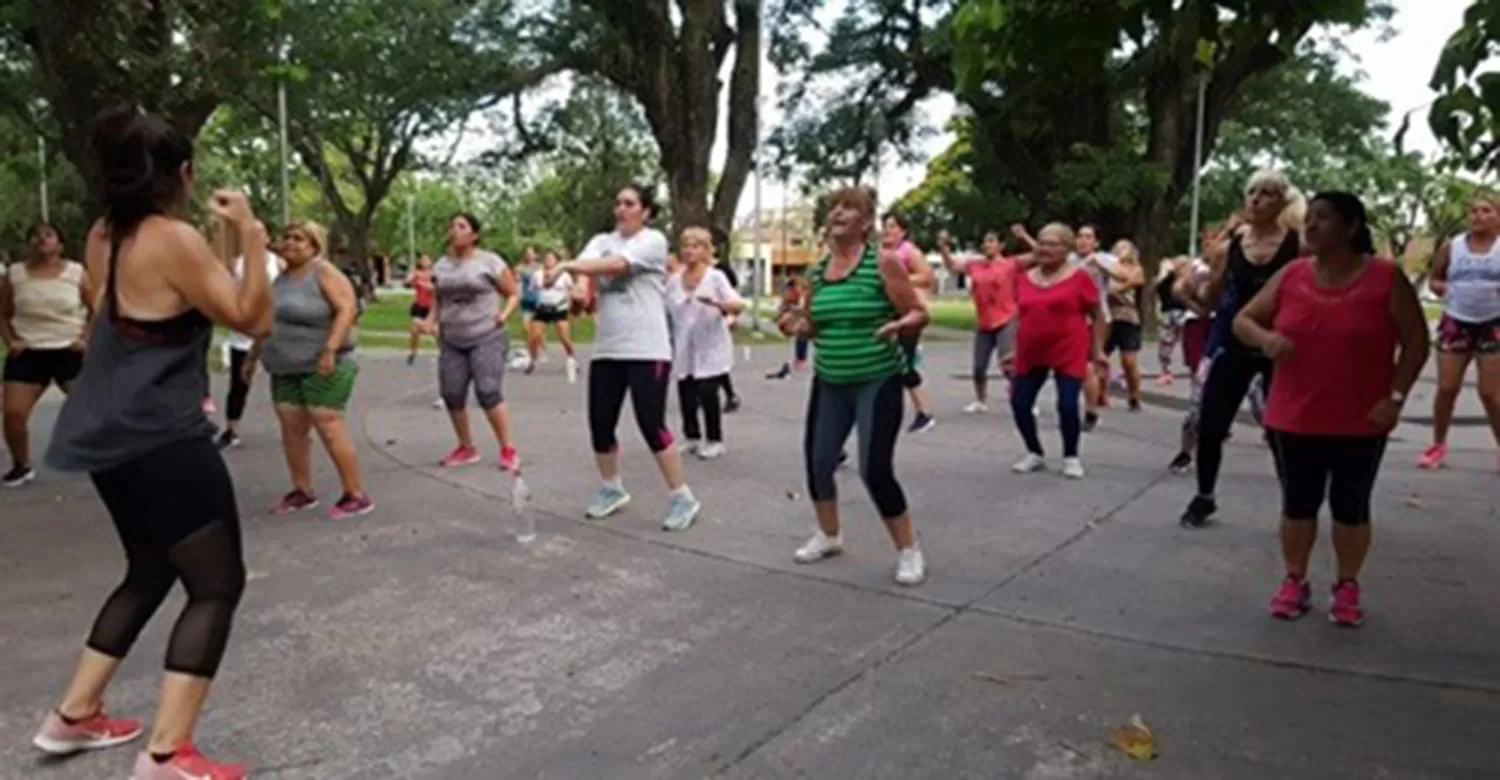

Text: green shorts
xmin=271 ymin=361 xmax=358 ymax=410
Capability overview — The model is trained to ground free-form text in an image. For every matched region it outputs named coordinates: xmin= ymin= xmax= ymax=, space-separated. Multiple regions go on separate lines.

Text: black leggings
xmin=589 ymin=359 xmax=673 ymax=454
xmin=899 ymin=334 xmax=923 ymax=389
xmin=721 ymin=373 xmax=738 ymax=403
xmin=803 ymin=375 xmax=907 ymax=519
xmin=1269 ymin=432 xmax=1387 ymax=526
xmin=1195 ymin=350 xmax=1273 ymax=496
xmin=679 ymin=374 xmax=726 ymax=443
xmin=226 ymin=347 xmax=252 ymax=423
xmin=86 ymin=437 xmax=245 ymax=678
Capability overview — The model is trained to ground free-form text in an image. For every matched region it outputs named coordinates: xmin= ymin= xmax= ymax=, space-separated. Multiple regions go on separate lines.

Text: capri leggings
xmin=803 ymin=374 xmax=908 ymax=519
xmin=1195 ymin=348 xmax=1273 ymax=496
xmin=1268 ymin=432 xmax=1387 ymax=526
xmin=899 ymin=334 xmax=923 ymax=389
xmin=226 ymin=347 xmax=252 ymax=423
xmin=589 ymin=359 xmax=674 ymax=454
xmin=972 ymin=320 xmax=1017 ymax=381
xmin=86 ymin=436 xmax=246 ymax=678
xmin=439 ymin=330 xmax=508 ymax=411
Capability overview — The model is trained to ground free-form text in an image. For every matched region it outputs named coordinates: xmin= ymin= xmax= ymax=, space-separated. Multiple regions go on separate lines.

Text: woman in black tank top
xmin=32 ymin=106 xmax=272 ymax=779
xmin=1180 ymin=170 xmax=1305 ymax=528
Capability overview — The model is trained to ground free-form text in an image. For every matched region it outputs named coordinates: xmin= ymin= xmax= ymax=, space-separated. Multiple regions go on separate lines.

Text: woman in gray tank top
xmin=258 ymin=220 xmax=371 ymax=518
xmin=32 ymin=106 xmax=272 ymax=778
xmin=418 ymin=212 xmax=523 ymax=471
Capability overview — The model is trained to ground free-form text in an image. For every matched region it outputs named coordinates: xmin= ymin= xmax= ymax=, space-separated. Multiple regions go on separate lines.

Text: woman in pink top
xmin=937 ymin=228 xmax=1027 ymax=413
xmin=1233 ymin=191 xmax=1429 ymax=628
xmin=881 ymin=212 xmax=937 ymax=432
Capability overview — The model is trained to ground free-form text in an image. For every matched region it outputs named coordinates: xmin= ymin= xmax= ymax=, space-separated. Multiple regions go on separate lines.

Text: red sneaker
xmin=270 ymin=489 xmax=319 ymax=515
xmin=131 ymin=744 xmax=246 ymax=780
xmin=32 ymin=707 xmax=143 ymax=755
xmin=440 ymin=444 xmax=482 ymax=468
xmin=1329 ymin=579 xmax=1365 ymax=628
xmin=1268 ymin=575 xmax=1311 ymax=621
xmin=499 ymin=446 xmax=520 ymax=473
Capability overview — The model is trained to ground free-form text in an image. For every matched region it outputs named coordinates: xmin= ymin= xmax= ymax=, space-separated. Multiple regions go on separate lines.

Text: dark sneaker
xmin=329 ymin=493 xmax=375 ymax=519
xmin=271 ymin=489 xmax=319 ymax=515
xmin=1128 ymin=398 xmax=1142 ymax=413
xmin=766 ymin=363 xmax=791 ymax=380
xmin=1082 ymin=412 xmax=1100 ymax=432
xmin=3 ymin=464 xmax=35 ymax=488
xmin=725 ymin=396 xmax=742 ymax=414
xmin=215 ymin=430 xmax=242 ymax=450
xmin=1179 ymin=494 xmax=1217 ymax=528
xmin=907 ymin=412 xmax=936 ymax=434
xmin=1168 ymin=452 xmax=1193 ymax=475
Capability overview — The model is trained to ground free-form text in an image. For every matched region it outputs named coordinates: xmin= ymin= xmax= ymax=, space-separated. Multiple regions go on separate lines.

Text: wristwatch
xmin=1390 ymin=389 xmax=1406 ymax=404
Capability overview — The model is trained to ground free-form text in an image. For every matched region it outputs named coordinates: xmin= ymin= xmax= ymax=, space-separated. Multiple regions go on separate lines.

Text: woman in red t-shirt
xmin=1009 ymin=223 xmax=1108 ymax=479
xmin=405 ymin=254 xmax=435 ymax=365
xmin=1233 ymin=191 xmax=1429 ymax=627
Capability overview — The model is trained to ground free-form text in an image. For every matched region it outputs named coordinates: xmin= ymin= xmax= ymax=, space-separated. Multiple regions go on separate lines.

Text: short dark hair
xmin=621 ymin=182 xmax=658 ymax=219
xmin=882 ymin=211 xmax=909 ymax=232
xmin=28 ymin=221 xmax=64 ymax=247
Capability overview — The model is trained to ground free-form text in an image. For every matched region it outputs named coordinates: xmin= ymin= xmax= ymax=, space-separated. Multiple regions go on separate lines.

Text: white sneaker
xmin=963 ymin=401 xmax=989 ymax=414
xmin=793 ymin=531 xmax=843 ymax=564
xmin=895 ymin=547 xmax=926 ymax=586
xmin=566 ymin=356 xmax=578 ymax=384
xmin=682 ymin=439 xmax=701 ymax=456
xmin=1012 ymin=453 xmax=1046 ymax=474
xmin=697 ymin=442 xmax=726 ymax=460
xmin=1062 ymin=457 xmax=1086 ymax=479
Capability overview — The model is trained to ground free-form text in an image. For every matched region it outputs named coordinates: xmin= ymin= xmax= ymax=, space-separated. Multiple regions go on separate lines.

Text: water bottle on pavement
xmin=511 ymin=475 xmax=534 ymax=542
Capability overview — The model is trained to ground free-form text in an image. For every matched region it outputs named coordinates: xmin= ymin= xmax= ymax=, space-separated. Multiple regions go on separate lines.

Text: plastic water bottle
xmin=511 ymin=475 xmax=534 ymax=543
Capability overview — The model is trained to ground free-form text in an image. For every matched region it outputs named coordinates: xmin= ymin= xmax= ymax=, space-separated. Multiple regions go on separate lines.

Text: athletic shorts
xmin=972 ymin=321 xmax=1017 ymax=379
xmin=1268 ymin=431 xmax=1387 ymax=526
xmin=1104 ymin=321 xmax=1143 ymax=354
xmin=409 ymin=303 xmax=431 ymax=320
xmin=1437 ymin=313 xmax=1500 ymax=355
xmin=534 ymin=306 xmax=569 ymax=324
xmin=3 ymin=347 xmax=83 ymax=387
xmin=271 ymin=361 xmax=358 ymax=410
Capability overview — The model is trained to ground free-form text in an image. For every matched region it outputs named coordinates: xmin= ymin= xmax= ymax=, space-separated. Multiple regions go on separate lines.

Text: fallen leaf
xmin=1405 ymin=494 xmax=1423 ymax=508
xmin=1111 ymin=714 xmax=1156 ymax=762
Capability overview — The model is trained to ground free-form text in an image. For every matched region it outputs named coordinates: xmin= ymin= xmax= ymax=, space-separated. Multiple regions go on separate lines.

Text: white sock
xmin=603 ymin=477 xmax=623 ymax=491
xmin=671 ymin=485 xmax=694 ymax=501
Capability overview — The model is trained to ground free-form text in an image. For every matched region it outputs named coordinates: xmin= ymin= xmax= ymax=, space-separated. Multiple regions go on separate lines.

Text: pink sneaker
xmin=1417 ymin=442 xmax=1448 ymax=469
xmin=499 ymin=446 xmax=520 ymax=473
xmin=32 ymin=707 xmax=142 ymax=755
xmin=328 ymin=493 xmax=375 ymax=519
xmin=1156 ymin=372 xmax=1174 ymax=386
xmin=1329 ymin=579 xmax=1365 ymax=627
xmin=440 ymin=444 xmax=482 ymax=468
xmin=131 ymin=744 xmax=246 ymax=780
xmin=1268 ymin=575 xmax=1311 ymax=621
xmin=271 ymin=489 xmax=319 ymax=515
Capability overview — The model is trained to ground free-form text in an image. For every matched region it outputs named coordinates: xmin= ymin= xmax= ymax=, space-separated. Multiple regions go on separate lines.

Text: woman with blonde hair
xmin=667 ymin=227 xmax=745 ymax=458
xmin=1103 ymin=238 xmax=1146 ymax=410
xmin=261 ymin=220 xmax=372 ymax=518
xmin=1178 ymin=169 xmax=1305 ymax=528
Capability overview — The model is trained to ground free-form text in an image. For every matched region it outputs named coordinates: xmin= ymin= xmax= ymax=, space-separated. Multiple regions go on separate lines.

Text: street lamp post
xmin=38 ymin=134 xmax=48 ymax=221
xmin=1188 ymin=71 xmax=1208 ymax=257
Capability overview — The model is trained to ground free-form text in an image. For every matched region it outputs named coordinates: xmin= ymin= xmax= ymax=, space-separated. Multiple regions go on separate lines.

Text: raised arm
xmin=1427 ymin=240 xmax=1452 ymax=297
xmin=1231 ymin=265 xmax=1288 ymax=355
xmin=563 ymin=232 xmax=667 ymax=278
xmin=152 ymin=192 xmax=272 ymax=337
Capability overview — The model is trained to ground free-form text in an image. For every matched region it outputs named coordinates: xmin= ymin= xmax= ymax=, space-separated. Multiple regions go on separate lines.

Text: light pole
xmin=277 ymin=36 xmax=292 ymax=228
xmin=37 ymin=134 xmax=48 ymax=221
xmin=406 ymin=192 xmax=416 ymax=265
xmin=1188 ymin=71 xmax=1208 ymax=257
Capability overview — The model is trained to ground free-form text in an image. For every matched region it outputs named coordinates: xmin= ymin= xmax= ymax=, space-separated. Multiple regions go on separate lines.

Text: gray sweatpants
xmin=439 ymin=330 xmax=509 ymax=411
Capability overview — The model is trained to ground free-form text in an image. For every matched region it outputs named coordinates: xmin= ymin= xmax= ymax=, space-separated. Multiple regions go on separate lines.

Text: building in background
xmin=730 ymin=204 xmax=820 ymax=292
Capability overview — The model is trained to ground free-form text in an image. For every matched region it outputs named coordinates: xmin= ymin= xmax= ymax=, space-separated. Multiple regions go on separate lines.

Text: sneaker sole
xmin=272 ymin=500 xmax=320 ymax=516
xmin=661 ymin=503 xmax=702 ymax=532
xmin=794 ymin=548 xmax=842 ymax=564
xmin=3 ymin=475 xmax=35 ymax=488
xmin=1270 ymin=607 xmax=1309 ymax=621
xmin=1328 ymin=612 xmax=1364 ymax=628
xmin=441 ymin=457 xmax=483 ymax=468
xmin=895 ymin=572 xmax=926 ymax=586
xmin=329 ymin=504 xmax=375 ymax=520
xmin=586 ymin=495 xmax=631 ymax=520
xmin=32 ymin=729 xmax=141 ymax=755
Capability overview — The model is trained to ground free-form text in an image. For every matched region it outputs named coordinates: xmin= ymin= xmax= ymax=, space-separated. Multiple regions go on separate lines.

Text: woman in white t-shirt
xmin=217 ymin=222 xmax=283 ymax=449
xmin=528 ymin=250 xmax=578 ymax=383
xmin=667 ymin=228 xmax=745 ymax=459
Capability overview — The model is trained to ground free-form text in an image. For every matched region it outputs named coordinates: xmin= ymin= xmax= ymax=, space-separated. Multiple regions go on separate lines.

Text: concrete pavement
xmin=2 ymin=338 xmax=1497 ymax=779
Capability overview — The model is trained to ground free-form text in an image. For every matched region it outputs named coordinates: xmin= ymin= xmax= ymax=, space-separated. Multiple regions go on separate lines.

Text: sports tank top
xmin=46 ymin=235 xmax=215 ymax=473
xmin=7 ymin=260 xmax=88 ymax=349
xmin=1211 ymin=230 xmax=1300 ymax=354
xmin=1264 ymin=258 xmax=1398 ymax=436
xmin=809 ymin=245 xmax=905 ymax=385
xmin=1444 ymin=233 xmax=1500 ymax=324
xmin=260 ymin=261 xmax=355 ymax=375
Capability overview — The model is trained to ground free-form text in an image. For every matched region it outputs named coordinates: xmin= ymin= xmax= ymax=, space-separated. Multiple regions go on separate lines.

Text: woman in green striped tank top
xmin=779 ymin=186 xmax=931 ymax=586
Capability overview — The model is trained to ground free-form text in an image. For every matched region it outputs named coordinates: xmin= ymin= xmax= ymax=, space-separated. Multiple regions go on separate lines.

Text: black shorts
xmin=3 ymin=347 xmax=83 ymax=387
xmin=533 ymin=306 xmax=569 ymax=324
xmin=1104 ymin=321 xmax=1142 ymax=354
xmin=409 ymin=303 xmax=431 ymax=320
xmin=1268 ymin=431 xmax=1387 ymax=526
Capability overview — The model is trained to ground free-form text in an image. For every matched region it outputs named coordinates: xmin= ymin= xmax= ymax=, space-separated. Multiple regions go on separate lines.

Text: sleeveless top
xmin=260 ymin=260 xmax=355 ymax=375
xmin=46 ymin=235 xmax=216 ymax=473
xmin=809 ymin=245 xmax=905 ymax=385
xmin=6 ymin=260 xmax=88 ymax=349
xmin=1210 ymin=230 xmax=1300 ymax=355
xmin=1264 ymin=258 xmax=1398 ymax=437
xmin=1444 ymin=232 xmax=1500 ymax=324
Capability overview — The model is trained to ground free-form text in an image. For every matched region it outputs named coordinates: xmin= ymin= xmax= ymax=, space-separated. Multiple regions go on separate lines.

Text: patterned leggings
xmin=1157 ymin=311 xmax=1185 ymax=374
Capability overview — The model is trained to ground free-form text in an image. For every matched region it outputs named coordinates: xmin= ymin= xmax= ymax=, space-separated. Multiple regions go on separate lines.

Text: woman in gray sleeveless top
xmin=33 ymin=106 xmax=271 ymax=778
xmin=259 ymin=220 xmax=372 ymax=519
xmin=418 ymin=212 xmax=523 ymax=471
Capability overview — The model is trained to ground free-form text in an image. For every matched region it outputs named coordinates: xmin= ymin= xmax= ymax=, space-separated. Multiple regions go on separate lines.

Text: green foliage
xmin=1430 ymin=0 xmax=1500 ymax=172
